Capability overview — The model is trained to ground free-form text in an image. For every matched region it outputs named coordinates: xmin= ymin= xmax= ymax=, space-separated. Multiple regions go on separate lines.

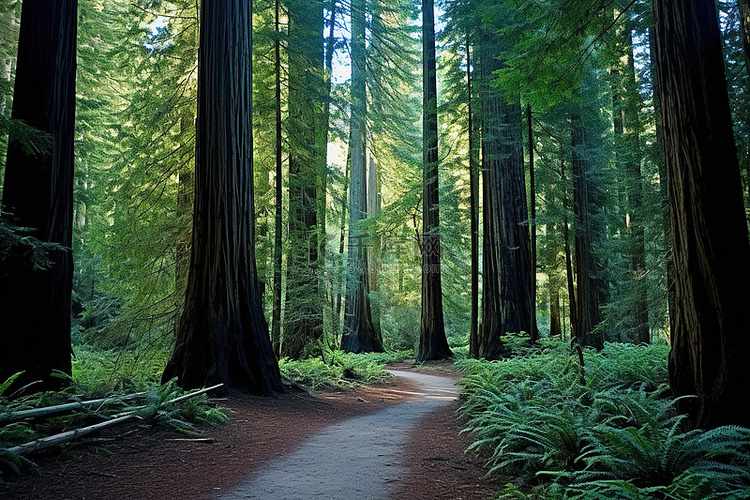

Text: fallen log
xmin=0 ymin=392 xmax=148 ymax=425
xmin=4 ymin=383 xmax=223 ymax=457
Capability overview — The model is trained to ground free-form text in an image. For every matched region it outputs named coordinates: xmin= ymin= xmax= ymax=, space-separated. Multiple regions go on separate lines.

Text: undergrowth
xmin=279 ymin=349 xmax=412 ymax=390
xmin=458 ymin=340 xmax=750 ymax=499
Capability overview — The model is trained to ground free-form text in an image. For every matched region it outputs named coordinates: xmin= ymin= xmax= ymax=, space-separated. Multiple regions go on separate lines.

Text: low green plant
xmin=279 ymin=350 xmax=408 ymax=391
xmin=458 ymin=341 xmax=750 ymax=499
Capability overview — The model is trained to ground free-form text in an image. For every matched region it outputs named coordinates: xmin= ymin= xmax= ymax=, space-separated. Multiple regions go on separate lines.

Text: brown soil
xmin=0 ymin=363 xmax=501 ymax=500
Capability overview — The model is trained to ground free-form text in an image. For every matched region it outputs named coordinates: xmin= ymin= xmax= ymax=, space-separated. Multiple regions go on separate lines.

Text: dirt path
xmin=0 ymin=366 xmax=501 ymax=499
xmin=215 ymin=371 xmax=461 ymax=500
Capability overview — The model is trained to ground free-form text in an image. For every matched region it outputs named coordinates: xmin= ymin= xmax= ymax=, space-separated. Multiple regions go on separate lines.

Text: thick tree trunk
xmin=466 ymin=38 xmax=480 ymax=358
xmin=0 ymin=0 xmax=77 ymax=391
xmin=283 ymin=0 xmax=325 ymax=358
xmin=417 ymin=0 xmax=452 ymax=362
xmin=653 ymin=0 xmax=750 ymax=428
xmin=341 ymin=0 xmax=383 ymax=354
xmin=162 ymin=0 xmax=284 ymax=396
xmin=477 ymin=29 xmax=533 ymax=359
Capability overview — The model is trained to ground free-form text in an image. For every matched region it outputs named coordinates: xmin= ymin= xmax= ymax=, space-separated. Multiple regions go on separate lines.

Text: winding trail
xmin=215 ymin=370 xmax=460 ymax=500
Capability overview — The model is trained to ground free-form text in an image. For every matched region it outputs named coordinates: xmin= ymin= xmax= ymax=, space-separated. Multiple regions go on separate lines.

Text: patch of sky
xmin=144 ymin=16 xmax=173 ymax=52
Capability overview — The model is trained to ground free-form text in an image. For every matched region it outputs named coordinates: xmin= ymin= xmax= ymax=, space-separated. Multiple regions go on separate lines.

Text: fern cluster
xmin=278 ymin=350 xmax=410 ymax=391
xmin=458 ymin=340 xmax=750 ymax=499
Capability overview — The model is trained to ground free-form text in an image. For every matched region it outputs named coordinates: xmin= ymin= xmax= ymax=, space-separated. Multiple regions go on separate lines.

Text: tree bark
xmin=527 ymin=104 xmax=538 ymax=343
xmin=283 ymin=0 xmax=325 ymax=358
xmin=653 ymin=0 xmax=750 ymax=428
xmin=271 ymin=0 xmax=283 ymax=358
xmin=162 ymin=0 xmax=284 ymax=395
xmin=341 ymin=0 xmax=383 ymax=354
xmin=570 ymin=68 xmax=606 ymax=351
xmin=613 ymin=24 xmax=649 ymax=344
xmin=0 ymin=0 xmax=77 ymax=391
xmin=477 ymin=29 xmax=533 ymax=359
xmin=417 ymin=0 xmax=452 ymax=362
xmin=466 ymin=37 xmax=480 ymax=358
xmin=739 ymin=0 xmax=750 ymax=79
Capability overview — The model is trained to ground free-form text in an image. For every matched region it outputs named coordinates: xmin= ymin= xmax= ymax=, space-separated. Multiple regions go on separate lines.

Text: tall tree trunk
xmin=341 ymin=0 xmax=382 ymax=353
xmin=739 ymin=0 xmax=750 ymax=79
xmin=367 ymin=155 xmax=382 ymax=341
xmin=284 ymin=0 xmax=325 ymax=358
xmin=162 ymin=0 xmax=284 ymax=395
xmin=332 ymin=153 xmax=349 ymax=341
xmin=653 ymin=0 xmax=750 ymax=428
xmin=527 ymin=104 xmax=538 ymax=343
xmin=570 ymin=68 xmax=606 ymax=350
xmin=0 ymin=0 xmax=77 ymax=392
xmin=561 ymin=158 xmax=578 ymax=340
xmin=417 ymin=0 xmax=452 ymax=362
xmin=478 ymin=29 xmax=533 ymax=359
xmin=467 ymin=37 xmax=480 ymax=358
xmin=648 ymin=25 xmax=676 ymax=339
xmin=613 ymin=25 xmax=650 ymax=344
xmin=271 ymin=0 xmax=283 ymax=358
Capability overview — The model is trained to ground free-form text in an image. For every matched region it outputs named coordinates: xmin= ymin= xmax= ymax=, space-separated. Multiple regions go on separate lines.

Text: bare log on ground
xmin=4 ymin=383 xmax=223 ymax=457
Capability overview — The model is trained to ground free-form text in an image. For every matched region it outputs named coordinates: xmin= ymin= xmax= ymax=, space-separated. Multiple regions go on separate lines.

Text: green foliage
xmin=459 ymin=341 xmax=750 ymax=498
xmin=279 ymin=350 xmax=410 ymax=391
xmin=71 ymin=343 xmax=171 ymax=397
xmin=0 ymin=356 xmax=227 ymax=478
xmin=133 ymin=379 xmax=228 ymax=435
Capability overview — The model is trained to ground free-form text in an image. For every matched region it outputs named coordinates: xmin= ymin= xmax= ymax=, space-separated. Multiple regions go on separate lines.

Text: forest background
xmin=2 ymin=0 xmax=750 ymax=496
xmin=0 ymin=0 xmax=748 ymax=400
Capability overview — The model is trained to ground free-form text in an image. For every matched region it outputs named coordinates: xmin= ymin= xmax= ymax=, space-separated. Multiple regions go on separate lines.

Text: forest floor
xmin=0 ymin=360 xmax=504 ymax=500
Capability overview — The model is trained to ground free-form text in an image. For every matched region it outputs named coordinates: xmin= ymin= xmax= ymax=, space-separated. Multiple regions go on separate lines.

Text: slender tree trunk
xmin=570 ymin=67 xmax=606 ymax=351
xmin=527 ymin=104 xmax=538 ymax=343
xmin=284 ymin=0 xmax=325 ymax=358
xmin=162 ymin=0 xmax=283 ymax=395
xmin=467 ymin=37 xmax=480 ymax=358
xmin=653 ymin=0 xmax=750 ymax=428
xmin=613 ymin=21 xmax=649 ymax=344
xmin=271 ymin=0 xmax=283 ymax=358
xmin=0 ymin=0 xmax=77 ymax=392
xmin=332 ymin=153 xmax=349 ymax=340
xmin=478 ymin=28 xmax=533 ymax=359
xmin=561 ymin=159 xmax=578 ymax=341
xmin=739 ymin=0 xmax=750 ymax=79
xmin=417 ymin=0 xmax=452 ymax=362
xmin=367 ymin=155 xmax=382 ymax=341
xmin=341 ymin=0 xmax=382 ymax=353
xmin=571 ymin=111 xmax=604 ymax=350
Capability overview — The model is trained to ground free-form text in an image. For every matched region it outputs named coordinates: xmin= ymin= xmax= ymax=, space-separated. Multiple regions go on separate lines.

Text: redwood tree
xmin=653 ymin=0 xmax=750 ymax=428
xmin=477 ymin=28 xmax=534 ymax=360
xmin=341 ymin=0 xmax=383 ymax=353
xmin=0 ymin=0 xmax=77 ymax=391
xmin=283 ymin=0 xmax=325 ymax=358
xmin=162 ymin=0 xmax=284 ymax=395
xmin=417 ymin=0 xmax=452 ymax=362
